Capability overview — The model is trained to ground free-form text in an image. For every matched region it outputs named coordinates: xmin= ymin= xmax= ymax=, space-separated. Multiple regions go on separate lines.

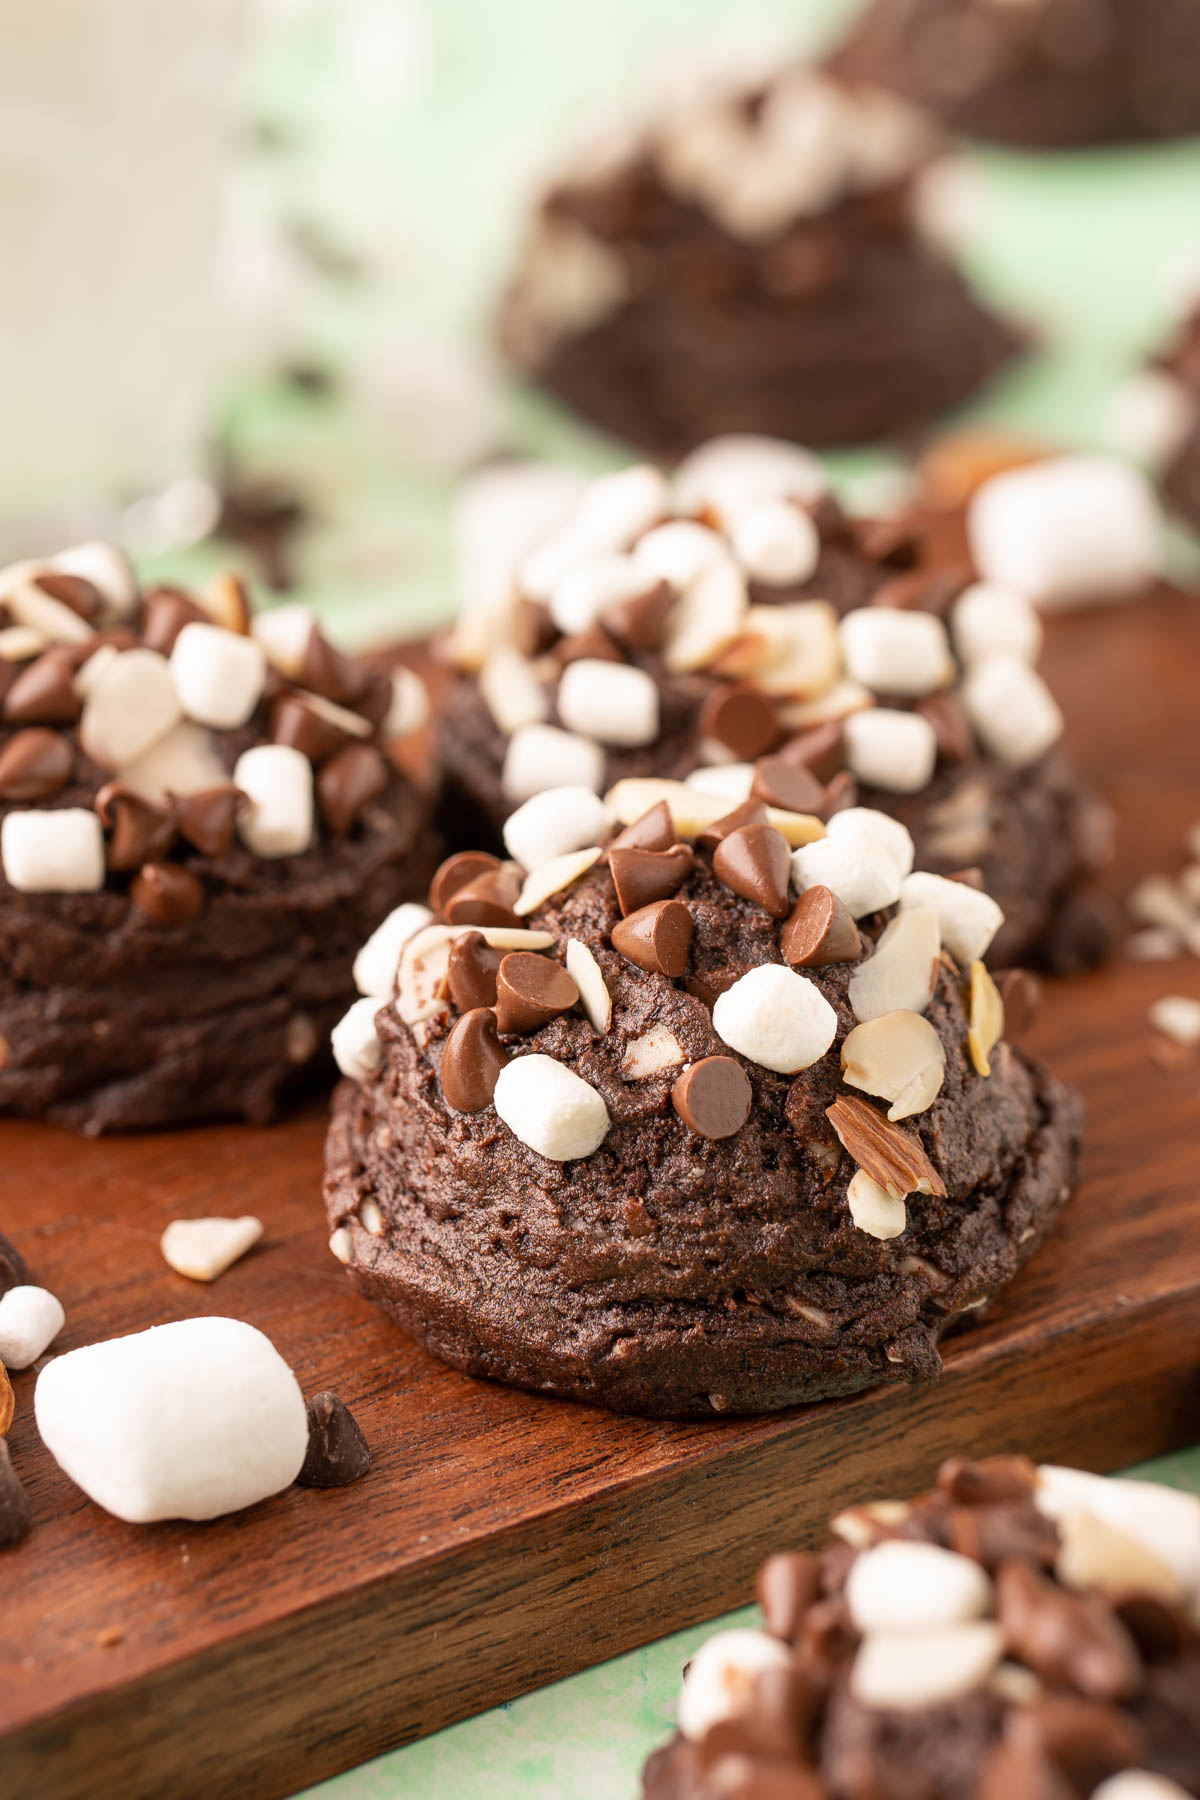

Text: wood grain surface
xmin=2 ymin=590 xmax=1199 ymax=1800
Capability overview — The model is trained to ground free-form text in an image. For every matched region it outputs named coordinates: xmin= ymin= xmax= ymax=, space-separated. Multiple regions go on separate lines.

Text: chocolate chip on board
xmin=0 ymin=1439 xmax=32 ymax=1548
xmin=296 ymin=1392 xmax=371 ymax=1489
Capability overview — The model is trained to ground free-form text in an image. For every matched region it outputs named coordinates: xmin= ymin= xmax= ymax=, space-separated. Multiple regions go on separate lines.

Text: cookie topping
xmin=447 ymin=932 xmax=505 ymax=1012
xmin=494 ymin=951 xmax=579 ymax=1035
xmin=172 ymin=784 xmax=244 ymax=858
xmin=841 ymin=1010 xmax=946 ymax=1120
xmin=233 ymin=744 xmax=314 ymax=858
xmin=608 ymin=798 xmax=676 ymax=855
xmin=296 ymin=1392 xmax=371 ymax=1489
xmin=840 ymin=606 xmax=953 ymax=697
xmin=792 ymin=807 xmax=915 ymax=919
xmin=94 ymin=783 xmax=176 ymax=871
xmin=440 ymin=1008 xmax=510 ymax=1112
xmin=1 ymin=807 xmax=105 ymax=894
xmin=967 ymin=958 xmax=1006 ymax=1076
xmin=826 ymin=1093 xmax=947 ymax=1198
xmin=170 ymin=622 xmax=266 ymax=730
xmin=160 ymin=1215 xmax=264 ymax=1282
xmin=130 ymin=863 xmax=206 ymax=927
xmin=515 ymin=845 xmax=603 ymax=914
xmin=611 ymin=897 xmax=694 ymax=977
xmin=749 ymin=755 xmax=823 ymax=815
xmin=963 ymin=653 xmax=1065 ymax=767
xmin=609 ymin=842 xmax=695 ymax=914
xmin=781 ymin=884 xmax=861 ymax=967
xmin=503 ymin=785 xmax=614 ymax=871
xmin=713 ymin=964 xmax=837 ymax=1073
xmin=492 ymin=1053 xmax=610 ymax=1161
xmin=848 ymin=907 xmax=941 ymax=1020
xmin=4 ymin=648 xmax=84 ymax=725
xmin=0 ymin=728 xmax=72 ymax=801
xmin=847 ymin=1169 xmax=908 ymax=1240
xmin=843 ymin=706 xmax=938 ymax=794
xmin=557 ymin=657 xmax=660 ymax=747
xmin=442 ymin=865 xmax=521 ymax=929
xmin=671 ymin=1056 xmax=753 ymax=1140
xmin=0 ymin=1284 xmax=65 ymax=1369
xmin=712 ymin=822 xmax=792 ymax=918
xmin=700 ymin=684 xmax=783 ymax=761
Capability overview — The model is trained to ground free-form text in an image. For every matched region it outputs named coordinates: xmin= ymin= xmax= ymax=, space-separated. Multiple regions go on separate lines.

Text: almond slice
xmin=0 ymin=1361 xmax=12 ymax=1436
xmin=826 ymin=1094 xmax=948 ymax=1201
xmin=966 ymin=960 xmax=1004 ymax=1077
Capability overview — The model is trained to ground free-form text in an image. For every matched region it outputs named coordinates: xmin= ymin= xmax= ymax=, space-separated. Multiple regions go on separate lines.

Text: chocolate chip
xmin=857 ymin=515 xmax=922 ymax=568
xmin=443 ymin=867 xmax=521 ymax=929
xmin=751 ymin=756 xmax=824 ymax=815
xmin=609 ymin=842 xmax=694 ymax=915
xmin=272 ymin=693 xmax=357 ymax=763
xmin=975 ymin=1739 xmax=1069 ymax=1800
xmin=172 ymin=785 xmax=244 ymax=858
xmin=2 ymin=649 xmax=81 ymax=726
xmin=350 ymin=668 xmax=394 ymax=730
xmin=494 ymin=952 xmax=579 ymax=1035
xmin=757 ymin=1551 xmax=822 ymax=1643
xmin=781 ymin=885 xmax=861 ymax=967
xmin=513 ymin=597 xmax=556 ymax=658
xmin=609 ymin=800 xmax=675 ymax=854
xmin=295 ymin=1391 xmax=371 ymax=1488
xmin=713 ymin=824 xmax=792 ymax=919
xmin=816 ymin=771 xmax=857 ymax=819
xmin=936 ymin=1454 xmax=1036 ymax=1506
xmin=430 ymin=850 xmax=502 ymax=919
xmin=871 ymin=568 xmax=965 ymax=617
xmin=779 ymin=720 xmax=844 ymax=782
xmin=700 ymin=683 xmax=782 ymax=760
xmin=553 ymin=624 xmax=626 ymax=665
xmin=0 ymin=1440 xmax=32 ymax=1549
xmin=603 ymin=580 xmax=675 ymax=652
xmin=693 ymin=798 xmax=769 ymax=852
xmin=809 ymin=491 xmax=851 ymax=544
xmin=300 ymin=625 xmax=358 ymax=705
xmin=447 ymin=931 xmax=505 ymax=1011
xmin=1008 ymin=1695 xmax=1142 ymax=1795
xmin=996 ymin=1558 xmax=1142 ymax=1702
xmin=611 ymin=898 xmax=693 ymax=978
xmin=440 ymin=1007 xmax=509 ymax=1111
xmin=997 ymin=968 xmax=1040 ymax=1038
xmin=917 ymin=692 xmax=975 ymax=764
xmin=316 ymin=742 xmax=388 ymax=835
xmin=0 ymin=728 xmax=73 ymax=800
xmin=95 ymin=782 xmax=177 ymax=872
xmin=139 ymin=587 xmax=208 ymax=654
xmin=130 ymin=863 xmax=206 ymax=926
xmin=35 ymin=571 xmax=101 ymax=621
xmin=672 ymin=1055 xmax=752 ymax=1139
xmin=0 ymin=1231 xmax=29 ymax=1295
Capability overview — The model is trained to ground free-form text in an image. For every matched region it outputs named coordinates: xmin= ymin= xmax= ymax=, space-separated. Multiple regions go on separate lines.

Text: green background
xmin=213 ymin=2 xmax=1200 ymax=1794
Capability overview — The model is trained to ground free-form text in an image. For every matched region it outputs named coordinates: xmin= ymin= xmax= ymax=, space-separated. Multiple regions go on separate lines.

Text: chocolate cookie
xmin=641 ymin=1454 xmax=1200 ymax=1799
xmin=496 ymin=55 xmax=1019 ymax=455
xmin=324 ymin=796 xmax=1081 ymax=1416
xmin=834 ymin=0 xmax=1200 ymax=147
xmin=438 ymin=440 xmax=1124 ymax=972
xmin=0 ymin=547 xmax=438 ymax=1132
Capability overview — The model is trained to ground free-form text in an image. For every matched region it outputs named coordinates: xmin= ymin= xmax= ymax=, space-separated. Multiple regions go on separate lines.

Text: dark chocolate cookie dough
xmin=834 ymin=0 xmax=1200 ymax=148
xmin=641 ymin=1454 xmax=1200 ymax=1799
xmin=324 ymin=801 xmax=1081 ymax=1417
xmin=496 ymin=58 xmax=1019 ymax=455
xmin=0 ymin=549 xmax=437 ymax=1132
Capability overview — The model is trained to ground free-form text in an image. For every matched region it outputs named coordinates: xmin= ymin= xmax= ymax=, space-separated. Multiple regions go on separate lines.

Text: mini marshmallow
xmin=49 ymin=541 xmax=137 ymax=619
xmin=479 ymin=645 xmax=549 ymax=736
xmin=331 ymin=997 xmax=384 ymax=1081
xmin=502 ymin=723 xmax=606 ymax=804
xmin=455 ymin=460 xmax=587 ymax=617
xmin=503 ymin=785 xmax=615 ymax=872
xmin=521 ymin=465 xmax=669 ymax=602
xmin=840 ymin=608 xmax=952 ymax=698
xmin=962 ymin=654 xmax=1063 ymax=767
xmin=1110 ymin=370 xmax=1197 ymax=469
xmin=1092 ymin=1775 xmax=1192 ymax=1800
xmin=79 ymin=647 xmax=182 ymax=771
xmin=250 ymin=603 xmax=316 ymax=677
xmin=170 ymin=622 xmax=267 ymax=730
xmin=119 ymin=721 xmax=228 ymax=807
xmin=549 ymin=552 xmax=648 ymax=637
xmin=950 ymin=581 xmax=1043 ymax=666
xmin=1 ymin=808 xmax=105 ymax=894
xmin=673 ymin=434 xmax=828 ymax=523
xmin=791 ymin=807 xmax=914 ymax=919
xmin=713 ymin=964 xmax=837 ymax=1073
xmin=632 ymin=520 xmax=726 ymax=588
xmin=233 ymin=744 xmax=314 ymax=857
xmin=0 ymin=1285 xmax=65 ymax=1369
xmin=968 ymin=454 xmax=1164 ymax=610
xmin=557 ymin=658 xmax=659 ymax=747
xmin=677 ymin=1629 xmax=792 ymax=1741
xmin=851 ymin=1623 xmax=1003 ymax=1712
xmin=73 ymin=642 xmax=119 ymax=699
xmin=847 ymin=1171 xmax=907 ymax=1240
xmin=848 ymin=908 xmax=941 ymax=1022
xmin=728 ymin=498 xmax=820 ymax=585
xmin=34 ymin=1316 xmax=308 ymax=1522
xmin=843 ymin=708 xmax=937 ymax=794
xmin=381 ymin=665 xmax=431 ymax=737
xmin=1149 ymin=995 xmax=1200 ymax=1046
xmin=846 ymin=1539 xmax=992 ymax=1634
xmin=161 ymin=1216 xmax=263 ymax=1283
xmin=354 ymin=902 xmax=436 ymax=997
xmin=899 ymin=871 xmax=1004 ymax=966
xmin=492 ymin=1053 xmax=610 ymax=1160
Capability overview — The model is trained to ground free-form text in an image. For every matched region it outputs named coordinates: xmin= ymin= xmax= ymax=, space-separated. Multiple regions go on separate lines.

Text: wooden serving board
xmin=3 ymin=591 xmax=1200 ymax=1800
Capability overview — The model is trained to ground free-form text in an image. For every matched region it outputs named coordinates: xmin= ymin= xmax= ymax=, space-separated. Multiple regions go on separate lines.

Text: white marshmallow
xmin=566 ymin=937 xmax=612 ymax=1033
xmin=353 ymin=902 xmax=436 ymax=998
xmin=661 ymin=555 xmax=747 ymax=673
xmin=1091 ymin=1775 xmax=1192 ymax=1800
xmin=632 ymin=520 xmax=726 ymax=589
xmin=381 ymin=666 xmax=431 ymax=738
xmin=49 ymin=541 xmax=137 ymax=619
xmin=673 ymin=434 xmax=827 ymax=523
xmin=79 ymin=647 xmax=182 ymax=771
xmin=1149 ymin=995 xmax=1200 ymax=1046
xmin=557 ymin=658 xmax=659 ymax=747
xmin=0 ymin=1285 xmax=65 ymax=1368
xmin=250 ymin=603 xmax=316 ymax=678
xmin=729 ymin=498 xmax=820 ymax=586
xmin=492 ymin=1053 xmax=610 ymax=1161
xmin=479 ymin=644 xmax=549 ymax=736
xmin=1 ymin=808 xmax=105 ymax=894
xmin=0 ymin=625 xmax=47 ymax=661
xmin=1034 ymin=1466 xmax=1200 ymax=1598
xmin=549 ymin=552 xmax=648 ymax=637
xmin=170 ymin=622 xmax=266 ymax=730
xmin=34 ymin=1317 xmax=308 ymax=1523
xmin=455 ymin=460 xmax=587 ymax=618
xmin=846 ymin=1539 xmax=992 ymax=1634
xmin=503 ymin=786 xmax=615 ymax=873
xmin=521 ymin=465 xmax=669 ymax=602
xmin=962 ymin=654 xmax=1063 ymax=767
xmin=161 ymin=1216 xmax=263 ymax=1283
xmin=848 ymin=908 xmax=941 ymax=1023
xmin=331 ymin=996 xmax=384 ymax=1081
xmin=502 ymin=723 xmax=606 ymax=804
xmin=968 ymin=454 xmax=1164 ymax=610
xmin=677 ymin=1628 xmax=792 ymax=1742
xmin=843 ymin=708 xmax=937 ymax=794
xmin=847 ymin=1171 xmax=907 ymax=1240
xmin=713 ymin=963 xmax=837 ymax=1074
xmin=233 ymin=744 xmax=314 ymax=858
xmin=1110 ymin=370 xmax=1196 ymax=469
xmin=851 ymin=1623 xmax=1003 ymax=1711
xmin=72 ymin=642 xmax=120 ymax=700
xmin=950 ymin=581 xmax=1043 ymax=666
xmin=791 ymin=807 xmax=914 ymax=919
xmin=119 ymin=721 xmax=228 ymax=807
xmin=840 ymin=608 xmax=952 ymax=698
xmin=899 ymin=871 xmax=1003 ymax=966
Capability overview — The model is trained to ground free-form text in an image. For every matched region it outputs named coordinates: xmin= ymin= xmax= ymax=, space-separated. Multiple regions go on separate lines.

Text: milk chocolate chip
xmin=0 ymin=1441 xmax=32 ymax=1549
xmin=609 ymin=800 xmax=676 ymax=855
xmin=611 ymin=898 xmax=693 ymax=978
xmin=751 ymin=756 xmax=823 ymax=815
xmin=317 ymin=743 xmax=388 ymax=835
xmin=712 ymin=824 xmax=791 ymax=918
xmin=272 ymin=694 xmax=358 ymax=763
xmin=700 ymin=684 xmax=782 ymax=760
xmin=140 ymin=587 xmax=208 ymax=654
xmin=447 ymin=931 xmax=505 ymax=1012
xmin=0 ymin=728 xmax=72 ymax=801
xmin=440 ymin=1007 xmax=509 ymax=1111
xmin=693 ymin=798 xmax=769 ymax=852
xmin=430 ymin=850 xmax=502 ymax=919
xmin=444 ymin=867 xmax=521 ymax=930
xmin=609 ymin=842 xmax=694 ymax=915
xmin=917 ymin=692 xmax=975 ymax=764
xmin=781 ymin=885 xmax=861 ymax=967
xmin=779 ymin=721 xmax=844 ymax=783
xmin=172 ymin=785 xmax=244 ymax=858
xmin=131 ymin=864 xmax=206 ymax=926
xmin=494 ymin=952 xmax=579 ymax=1035
xmin=672 ymin=1056 xmax=752 ymax=1140
xmin=2 ymin=649 xmax=81 ymax=726
xmin=603 ymin=580 xmax=674 ymax=652
xmin=95 ymin=782 xmax=177 ymax=872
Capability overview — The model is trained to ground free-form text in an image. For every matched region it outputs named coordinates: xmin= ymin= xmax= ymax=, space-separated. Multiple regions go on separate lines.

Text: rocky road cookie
xmin=642 ymin=1454 xmax=1200 ymax=1798
xmin=0 ymin=546 xmax=437 ymax=1132
xmin=324 ymin=791 xmax=1081 ymax=1416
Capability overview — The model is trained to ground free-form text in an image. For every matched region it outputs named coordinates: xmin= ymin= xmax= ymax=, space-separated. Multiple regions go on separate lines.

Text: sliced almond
xmin=0 ymin=561 xmax=96 ymax=645
xmin=661 ymin=556 xmax=747 ymax=673
xmin=0 ymin=625 xmax=48 ymax=662
xmin=251 ymin=603 xmax=317 ymax=677
xmin=827 ymin=1093 xmax=948 ymax=1201
xmin=832 ymin=1498 xmax=913 ymax=1548
xmin=199 ymin=571 xmax=251 ymax=634
xmin=966 ymin=959 xmax=1004 ymax=1077
xmin=396 ymin=923 xmax=555 ymax=1025
xmin=715 ymin=602 xmax=840 ymax=699
xmin=777 ymin=678 xmax=874 ymax=731
xmin=847 ymin=1169 xmax=907 ymax=1239
xmin=923 ymin=779 xmax=994 ymax=864
xmin=621 ymin=1026 xmax=685 ymax=1080
xmin=842 ymin=1011 xmax=946 ymax=1121
xmin=515 ymin=846 xmax=601 ymax=915
xmin=160 ymin=1215 xmax=263 ymax=1283
xmin=288 ymin=689 xmax=374 ymax=738
xmin=848 ymin=909 xmax=941 ymax=1024
xmin=479 ymin=644 xmax=549 ymax=736
xmin=1056 ymin=1507 xmax=1185 ymax=1605
xmin=604 ymin=776 xmax=824 ymax=846
xmin=566 ymin=937 xmax=611 ymax=1033
xmin=119 ymin=721 xmax=229 ymax=806
xmin=0 ymin=1361 xmax=12 ymax=1436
